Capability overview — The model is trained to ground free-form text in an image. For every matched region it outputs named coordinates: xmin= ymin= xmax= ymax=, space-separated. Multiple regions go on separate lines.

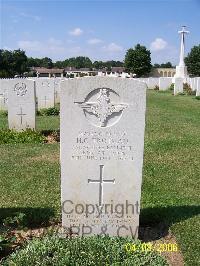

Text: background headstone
xmin=0 ymin=79 xmax=8 ymax=110
xmin=61 ymin=76 xmax=146 ymax=238
xmin=35 ymin=78 xmax=55 ymax=109
xmin=196 ymin=78 xmax=200 ymax=96
xmin=147 ymin=78 xmax=159 ymax=89
xmin=8 ymin=79 xmax=36 ymax=131
xmin=174 ymin=77 xmax=184 ymax=95
xmin=159 ymin=77 xmax=173 ymax=91
xmin=54 ymin=78 xmax=63 ymax=104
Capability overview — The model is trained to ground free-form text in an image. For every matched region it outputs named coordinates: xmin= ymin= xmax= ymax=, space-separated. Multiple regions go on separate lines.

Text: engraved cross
xmin=16 ymin=107 xmax=26 ymax=125
xmin=88 ymin=165 xmax=115 ymax=206
xmin=42 ymin=96 xmax=48 ymax=107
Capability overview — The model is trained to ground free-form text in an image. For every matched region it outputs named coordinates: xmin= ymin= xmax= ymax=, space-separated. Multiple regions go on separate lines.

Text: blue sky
xmin=0 ymin=0 xmax=199 ymax=64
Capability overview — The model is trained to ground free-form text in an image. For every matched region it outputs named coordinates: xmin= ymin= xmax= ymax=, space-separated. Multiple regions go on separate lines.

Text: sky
xmin=0 ymin=0 xmax=200 ymax=64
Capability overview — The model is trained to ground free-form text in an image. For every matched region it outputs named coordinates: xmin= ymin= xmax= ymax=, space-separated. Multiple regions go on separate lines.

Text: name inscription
xmin=71 ymin=130 xmax=134 ymax=161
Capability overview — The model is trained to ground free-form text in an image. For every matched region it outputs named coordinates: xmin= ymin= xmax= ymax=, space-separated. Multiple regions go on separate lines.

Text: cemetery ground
xmin=0 ymin=90 xmax=200 ymax=265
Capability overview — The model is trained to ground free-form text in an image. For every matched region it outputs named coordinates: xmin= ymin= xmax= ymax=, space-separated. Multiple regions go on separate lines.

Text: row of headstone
xmin=0 ymin=78 xmax=64 ymax=111
xmin=187 ymin=77 xmax=200 ymax=95
xmin=139 ymin=76 xmax=200 ymax=96
xmin=136 ymin=78 xmax=159 ymax=89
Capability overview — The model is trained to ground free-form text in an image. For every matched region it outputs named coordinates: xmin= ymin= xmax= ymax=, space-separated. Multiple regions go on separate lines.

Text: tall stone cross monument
xmin=175 ymin=26 xmax=189 ymax=79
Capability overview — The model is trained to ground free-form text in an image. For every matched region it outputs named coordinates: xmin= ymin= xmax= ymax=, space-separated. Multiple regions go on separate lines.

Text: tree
xmin=69 ymin=56 xmax=93 ymax=69
xmin=124 ymin=44 xmax=152 ymax=77
xmin=185 ymin=45 xmax=200 ymax=76
xmin=40 ymin=57 xmax=53 ymax=68
xmin=0 ymin=49 xmax=28 ymax=77
xmin=160 ymin=62 xmax=173 ymax=68
xmin=12 ymin=49 xmax=28 ymax=74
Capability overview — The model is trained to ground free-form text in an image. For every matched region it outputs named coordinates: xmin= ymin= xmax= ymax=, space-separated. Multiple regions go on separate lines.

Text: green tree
xmin=12 ymin=49 xmax=28 ymax=74
xmin=153 ymin=62 xmax=173 ymax=68
xmin=27 ymin=57 xmax=42 ymax=67
xmin=124 ymin=44 xmax=152 ymax=77
xmin=185 ymin=45 xmax=200 ymax=76
xmin=160 ymin=62 xmax=173 ymax=68
xmin=69 ymin=56 xmax=92 ymax=69
xmin=0 ymin=49 xmax=28 ymax=77
xmin=40 ymin=57 xmax=53 ymax=68
xmin=93 ymin=60 xmax=105 ymax=69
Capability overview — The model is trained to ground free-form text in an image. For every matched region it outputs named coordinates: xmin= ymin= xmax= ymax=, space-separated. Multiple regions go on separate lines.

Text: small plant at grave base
xmin=154 ymin=85 xmax=159 ymax=91
xmin=0 ymin=232 xmax=17 ymax=258
xmin=37 ymin=107 xmax=60 ymax=116
xmin=0 ymin=129 xmax=46 ymax=144
xmin=3 ymin=235 xmax=169 ymax=266
xmin=168 ymin=83 xmax=174 ymax=90
xmin=195 ymin=95 xmax=200 ymax=100
xmin=3 ymin=213 xmax=27 ymax=229
xmin=0 ymin=110 xmax=8 ymax=117
xmin=177 ymin=92 xmax=186 ymax=96
xmin=183 ymin=83 xmax=195 ymax=95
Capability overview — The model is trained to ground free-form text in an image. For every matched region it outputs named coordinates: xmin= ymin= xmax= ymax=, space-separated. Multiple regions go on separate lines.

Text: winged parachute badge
xmin=75 ymin=88 xmax=128 ymax=127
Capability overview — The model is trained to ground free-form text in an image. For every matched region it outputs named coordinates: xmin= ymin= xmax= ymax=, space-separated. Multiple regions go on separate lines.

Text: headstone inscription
xmin=8 ymin=79 xmax=36 ymax=131
xmin=61 ymin=76 xmax=146 ymax=238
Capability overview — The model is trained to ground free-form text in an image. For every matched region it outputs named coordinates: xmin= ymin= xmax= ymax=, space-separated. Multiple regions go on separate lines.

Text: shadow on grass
xmin=139 ymin=205 xmax=200 ymax=241
xmin=0 ymin=207 xmax=55 ymax=228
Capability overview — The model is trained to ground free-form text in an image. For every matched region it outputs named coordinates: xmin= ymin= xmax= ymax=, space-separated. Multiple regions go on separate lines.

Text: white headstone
xmin=147 ymin=78 xmax=159 ymax=89
xmin=174 ymin=77 xmax=184 ymax=95
xmin=159 ymin=77 xmax=173 ymax=91
xmin=61 ymin=77 xmax=146 ymax=238
xmin=54 ymin=78 xmax=63 ymax=104
xmin=193 ymin=78 xmax=198 ymax=91
xmin=0 ymin=79 xmax=9 ymax=110
xmin=35 ymin=78 xmax=55 ymax=109
xmin=196 ymin=78 xmax=200 ymax=96
xmin=8 ymin=79 xmax=36 ymax=131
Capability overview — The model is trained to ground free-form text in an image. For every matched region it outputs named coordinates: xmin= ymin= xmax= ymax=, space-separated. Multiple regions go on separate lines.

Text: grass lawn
xmin=0 ymin=90 xmax=200 ymax=265
xmin=0 ymin=115 xmax=59 ymax=131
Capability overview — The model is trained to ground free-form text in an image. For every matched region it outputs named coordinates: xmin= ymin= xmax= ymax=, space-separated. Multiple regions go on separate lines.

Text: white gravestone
xmin=147 ymin=78 xmax=159 ymax=89
xmin=35 ymin=78 xmax=55 ymax=109
xmin=54 ymin=78 xmax=63 ymax=104
xmin=61 ymin=77 xmax=146 ymax=238
xmin=174 ymin=77 xmax=184 ymax=95
xmin=196 ymin=78 xmax=200 ymax=96
xmin=0 ymin=79 xmax=9 ymax=110
xmin=8 ymin=79 xmax=36 ymax=131
xmin=159 ymin=77 xmax=173 ymax=91
xmin=193 ymin=78 xmax=198 ymax=91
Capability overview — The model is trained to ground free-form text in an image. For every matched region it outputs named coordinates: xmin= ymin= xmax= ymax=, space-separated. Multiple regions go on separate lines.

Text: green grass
xmin=0 ymin=91 xmax=200 ymax=265
xmin=141 ymin=91 xmax=200 ymax=266
xmin=0 ymin=115 xmax=59 ymax=131
xmin=0 ymin=144 xmax=60 ymax=226
xmin=3 ymin=235 xmax=168 ymax=266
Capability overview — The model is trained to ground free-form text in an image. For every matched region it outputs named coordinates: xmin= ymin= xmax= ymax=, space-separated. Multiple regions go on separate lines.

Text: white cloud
xmin=17 ymin=38 xmax=65 ymax=53
xmin=102 ymin=42 xmax=123 ymax=53
xmin=87 ymin=38 xmax=103 ymax=45
xmin=18 ymin=40 xmax=42 ymax=51
xmin=69 ymin=28 xmax=83 ymax=36
xmin=150 ymin=38 xmax=168 ymax=51
xmin=19 ymin=12 xmax=41 ymax=22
